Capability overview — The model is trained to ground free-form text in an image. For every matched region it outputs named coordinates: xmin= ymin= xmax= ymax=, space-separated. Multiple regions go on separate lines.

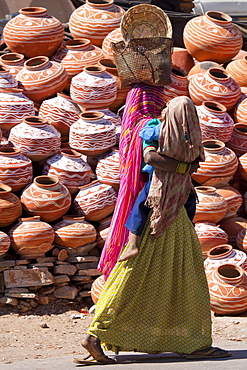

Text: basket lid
xmin=120 ymin=4 xmax=173 ymax=42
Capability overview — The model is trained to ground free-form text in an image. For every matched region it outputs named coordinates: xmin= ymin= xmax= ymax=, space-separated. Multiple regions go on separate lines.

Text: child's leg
xmin=118 ymin=232 xmax=140 ymax=261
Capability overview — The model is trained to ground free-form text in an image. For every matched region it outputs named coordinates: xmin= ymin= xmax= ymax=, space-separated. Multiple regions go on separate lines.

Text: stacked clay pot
xmin=226 ymin=56 xmax=247 ymax=87
xmin=194 ymin=222 xmax=228 ymax=259
xmin=68 ymin=0 xmax=125 ymax=47
xmin=39 ymin=93 xmax=81 ymax=142
xmin=9 ymin=116 xmax=61 ymax=162
xmin=234 ymin=97 xmax=247 ymax=124
xmin=3 ymin=7 xmax=64 ymax=59
xmin=21 ymin=175 xmax=71 ymax=223
xmin=204 ymin=244 xmax=247 ymax=273
xmin=0 ymin=231 xmax=11 ymax=258
xmin=102 ymin=27 xmax=122 ymax=59
xmin=91 ymin=274 xmax=105 ymax=304
xmin=183 ymin=11 xmax=243 ymax=63
xmin=16 ymin=56 xmax=68 ymax=104
xmin=71 ymin=180 xmax=117 ymax=221
xmin=236 ymin=226 xmax=247 ymax=252
xmin=163 ymin=65 xmax=189 ymax=105
xmin=187 ymin=61 xmax=222 ymax=81
xmin=53 ymin=215 xmax=97 ymax=249
xmin=0 ymin=65 xmax=18 ymax=89
xmin=215 ymin=186 xmax=243 ymax=221
xmin=0 ymin=88 xmax=35 ymax=132
xmin=238 ymin=152 xmax=247 ymax=181
xmin=0 ymin=53 xmax=25 ymax=77
xmin=171 ymin=47 xmax=195 ymax=74
xmin=0 ymin=146 xmax=33 ymax=193
xmin=8 ymin=216 xmax=55 ymax=259
xmin=219 ymin=216 xmax=247 ymax=247
xmin=96 ymin=149 xmax=120 ymax=191
xmin=227 ymin=123 xmax=247 ymax=157
xmin=0 ymin=184 xmax=22 ymax=228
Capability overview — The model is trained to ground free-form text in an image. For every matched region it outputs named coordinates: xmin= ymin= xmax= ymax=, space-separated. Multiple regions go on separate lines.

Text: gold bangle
xmin=176 ymin=162 xmax=187 ymax=174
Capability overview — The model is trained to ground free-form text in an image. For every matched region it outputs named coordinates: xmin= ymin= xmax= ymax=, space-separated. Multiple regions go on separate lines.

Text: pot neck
xmin=205 ymin=11 xmax=232 ymax=26
xmin=207 ymin=244 xmax=234 ymax=260
xmin=19 ymin=7 xmax=47 ymax=17
xmin=23 ymin=116 xmax=48 ymax=127
xmin=208 ymin=68 xmax=230 ymax=82
xmin=216 ymin=264 xmax=244 ymax=284
xmin=24 ymin=56 xmax=50 ymax=71
xmin=86 ymin=0 xmax=113 ymax=9
xmin=0 ymin=147 xmax=21 ymax=157
xmin=0 ymin=183 xmax=12 ymax=196
xmin=202 ymin=101 xmax=227 ymax=115
xmin=234 ymin=123 xmax=247 ymax=136
xmin=83 ymin=65 xmax=106 ymax=75
xmin=34 ymin=176 xmax=59 ymax=189
xmin=79 ymin=111 xmax=105 ymax=122
xmin=203 ymin=139 xmax=225 ymax=154
xmin=195 ymin=186 xmax=217 ymax=196
xmin=62 ymin=216 xmax=85 ymax=223
xmin=65 ymin=39 xmax=91 ymax=51
xmin=0 ymin=53 xmax=25 ymax=66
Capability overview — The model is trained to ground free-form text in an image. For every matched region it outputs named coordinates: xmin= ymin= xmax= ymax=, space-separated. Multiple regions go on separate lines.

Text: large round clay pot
xmin=183 ymin=11 xmax=243 ymax=63
xmin=192 ymin=140 xmax=239 ymax=187
xmin=194 ymin=222 xmax=228 ymax=260
xmin=102 ymin=27 xmax=122 ymax=59
xmin=193 ymin=186 xmax=228 ymax=224
xmin=227 ymin=123 xmax=247 ymax=157
xmin=226 ymin=56 xmax=247 ymax=87
xmin=0 ymin=146 xmax=33 ymax=193
xmin=236 ymin=226 xmax=247 ymax=252
xmin=42 ymin=149 xmax=91 ymax=196
xmin=163 ymin=65 xmax=189 ymax=105
xmin=206 ymin=264 xmax=247 ymax=314
xmin=8 ymin=216 xmax=55 ymax=259
xmin=53 ymin=215 xmax=97 ymax=249
xmin=96 ymin=149 xmax=120 ymax=192
xmin=96 ymin=215 xmax=112 ymax=248
xmin=204 ymin=244 xmax=247 ymax=273
xmin=52 ymin=38 xmax=104 ymax=91
xmin=69 ymin=111 xmax=116 ymax=157
xmin=71 ymin=180 xmax=117 ymax=221
xmin=234 ymin=97 xmax=247 ymax=124
xmin=187 ymin=61 xmax=222 ymax=81
xmin=238 ymin=152 xmax=247 ymax=181
xmin=0 ymin=183 xmax=22 ymax=228
xmin=16 ymin=56 xmax=68 ymax=104
xmin=215 ymin=186 xmax=243 ymax=220
xmin=20 ymin=175 xmax=71 ymax=223
xmin=219 ymin=216 xmax=247 ymax=247
xmin=0 ymin=53 xmax=25 ymax=77
xmin=3 ymin=7 xmax=64 ymax=59
xmin=70 ymin=65 xmax=117 ymax=110
xmin=0 ymin=88 xmax=35 ymax=131
xmin=0 ymin=65 xmax=18 ymax=89
xmin=68 ymin=0 xmax=125 ymax=47
xmin=91 ymin=274 xmax=105 ymax=304
xmin=189 ymin=67 xmax=242 ymax=110
xmin=171 ymin=47 xmax=195 ymax=74
xmin=196 ymin=101 xmax=234 ymax=143
xmin=0 ymin=231 xmax=11 ymax=258
xmin=9 ymin=116 xmax=61 ymax=162
xmin=39 ymin=92 xmax=80 ymax=142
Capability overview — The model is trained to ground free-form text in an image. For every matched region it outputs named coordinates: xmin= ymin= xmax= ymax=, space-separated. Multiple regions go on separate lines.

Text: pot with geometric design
xmin=194 ymin=222 xmax=228 ymax=259
xmin=0 ymin=183 xmax=22 ymax=228
xmin=0 ymin=53 xmax=25 ymax=77
xmin=204 ymin=244 xmax=247 ymax=273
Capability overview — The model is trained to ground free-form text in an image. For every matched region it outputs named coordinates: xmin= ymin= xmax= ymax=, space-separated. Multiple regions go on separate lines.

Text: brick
xmin=14 ymin=265 xmax=28 ymax=270
xmin=54 ymin=285 xmax=78 ymax=300
xmin=75 ymin=262 xmax=98 ymax=270
xmin=53 ymin=275 xmax=70 ymax=284
xmin=0 ymin=260 xmax=15 ymax=268
xmin=53 ymin=264 xmax=77 ymax=276
xmin=3 ymin=268 xmax=54 ymax=288
xmin=76 ymin=269 xmax=101 ymax=276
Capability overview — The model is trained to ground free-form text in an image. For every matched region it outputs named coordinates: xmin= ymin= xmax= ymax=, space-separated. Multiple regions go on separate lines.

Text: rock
xmin=28 ymin=263 xmax=54 ymax=268
xmin=66 ymin=242 xmax=97 ymax=255
xmin=3 ymin=268 xmax=54 ymax=288
xmin=36 ymin=257 xmax=57 ymax=263
xmin=75 ymin=262 xmax=98 ymax=269
xmin=13 ymin=266 xmax=27 ymax=270
xmin=53 ymin=275 xmax=70 ymax=284
xmin=0 ymin=260 xmax=16 ymax=267
xmin=70 ymin=276 xmax=93 ymax=283
xmin=76 ymin=269 xmax=101 ymax=276
xmin=40 ymin=323 xmax=49 ymax=328
xmin=79 ymin=290 xmax=91 ymax=297
xmin=5 ymin=292 xmax=36 ymax=299
xmin=38 ymin=296 xmax=50 ymax=305
xmin=54 ymin=285 xmax=78 ymax=300
xmin=57 ymin=249 xmax=68 ymax=261
xmin=0 ymin=296 xmax=18 ymax=306
xmin=16 ymin=259 xmax=31 ymax=265
xmin=53 ymin=264 xmax=77 ymax=276
xmin=0 ymin=273 xmax=4 ymax=293
xmin=67 ymin=255 xmax=99 ymax=263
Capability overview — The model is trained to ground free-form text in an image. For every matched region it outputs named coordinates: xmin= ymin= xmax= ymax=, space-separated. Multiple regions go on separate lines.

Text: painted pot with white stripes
xmin=39 ymin=93 xmax=80 ymax=142
xmin=69 ymin=111 xmax=116 ymax=157
xmin=71 ymin=180 xmax=117 ymax=222
xmin=42 ymin=149 xmax=91 ymax=196
xmin=196 ymin=101 xmax=234 ymax=143
xmin=0 ymin=231 xmax=11 ymax=258
xmin=219 ymin=216 xmax=247 ymax=248
xmin=53 ymin=215 xmax=97 ymax=249
xmin=0 ymin=65 xmax=18 ymax=89
xmin=204 ymin=244 xmax=247 ymax=273
xmin=0 ymin=184 xmax=22 ymax=228
xmin=189 ymin=67 xmax=241 ymax=110
xmin=70 ymin=65 xmax=117 ymax=110
xmin=68 ymin=0 xmax=125 ymax=47
xmin=215 ymin=186 xmax=242 ymax=221
xmin=0 ymin=146 xmax=33 ymax=193
xmin=96 ymin=149 xmax=120 ymax=191
xmin=91 ymin=274 xmax=105 ymax=304
xmin=20 ymin=175 xmax=71 ymax=223
xmin=0 ymin=53 xmax=25 ymax=77
xmin=0 ymin=88 xmax=35 ymax=132
xmin=102 ymin=27 xmax=122 ymax=60
xmin=194 ymin=222 xmax=228 ymax=259
xmin=238 ymin=152 xmax=247 ymax=182
xmin=9 ymin=116 xmax=61 ymax=162
xmin=234 ymin=97 xmax=247 ymax=124
xmin=8 ymin=216 xmax=55 ymax=259
xmin=163 ymin=65 xmax=189 ymax=105
xmin=227 ymin=123 xmax=247 ymax=157
xmin=193 ymin=186 xmax=228 ymax=224
xmin=16 ymin=56 xmax=68 ymax=104
xmin=96 ymin=215 xmax=112 ymax=248
xmin=236 ymin=226 xmax=247 ymax=253
xmin=2 ymin=7 xmax=64 ymax=59
xmin=192 ymin=140 xmax=238 ymax=187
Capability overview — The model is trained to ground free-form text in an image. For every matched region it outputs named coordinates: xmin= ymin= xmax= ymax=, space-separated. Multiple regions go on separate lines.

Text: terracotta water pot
xmin=238 ymin=152 xmax=247 ymax=181
xmin=226 ymin=56 xmax=247 ymax=87
xmin=204 ymin=244 xmax=247 ymax=273
xmin=102 ymin=27 xmax=122 ymax=59
xmin=8 ymin=216 xmax=55 ymax=259
xmin=0 ymin=183 xmax=22 ymax=228
xmin=3 ymin=7 xmax=64 ymax=59
xmin=96 ymin=149 xmax=120 ymax=192
xmin=163 ymin=65 xmax=189 ymax=105
xmin=189 ymin=67 xmax=241 ymax=110
xmin=183 ymin=11 xmax=243 ymax=63
xmin=234 ymin=97 xmax=247 ymax=124
xmin=0 ymin=231 xmax=11 ymax=258
xmin=187 ymin=61 xmax=222 ymax=81
xmin=0 ymin=88 xmax=35 ymax=131
xmin=68 ymin=0 xmax=125 ymax=47
xmin=194 ymin=222 xmax=228 ymax=259
xmin=91 ymin=274 xmax=105 ymax=304
xmin=53 ymin=215 xmax=97 ymax=249
xmin=196 ymin=101 xmax=234 ymax=143
xmin=9 ymin=116 xmax=61 ymax=162
xmin=236 ymin=226 xmax=247 ymax=252
xmin=0 ymin=53 xmax=25 ymax=77
xmin=0 ymin=146 xmax=33 ymax=193
xmin=21 ymin=175 xmax=71 ymax=223
xmin=171 ymin=47 xmax=195 ymax=74
xmin=219 ymin=216 xmax=247 ymax=248
xmin=215 ymin=186 xmax=243 ymax=220
xmin=0 ymin=65 xmax=17 ymax=89
xmin=96 ymin=216 xmax=112 ymax=248
xmin=227 ymin=123 xmax=247 ymax=157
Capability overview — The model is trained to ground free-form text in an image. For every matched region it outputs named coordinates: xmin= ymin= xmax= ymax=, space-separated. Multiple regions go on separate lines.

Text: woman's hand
xmin=189 ymin=157 xmax=201 ymax=174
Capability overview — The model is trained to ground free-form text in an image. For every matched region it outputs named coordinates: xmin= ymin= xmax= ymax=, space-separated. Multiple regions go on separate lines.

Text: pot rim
xmin=19 ymin=7 xmax=47 ymax=15
xmin=205 ymin=10 xmax=232 ymax=24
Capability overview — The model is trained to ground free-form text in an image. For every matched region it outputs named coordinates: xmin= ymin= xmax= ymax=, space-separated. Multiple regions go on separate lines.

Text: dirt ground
xmin=0 ymin=301 xmax=247 ymax=365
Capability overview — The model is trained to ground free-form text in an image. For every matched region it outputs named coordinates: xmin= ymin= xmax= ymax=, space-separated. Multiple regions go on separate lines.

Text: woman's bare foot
xmin=118 ymin=246 xmax=139 ymax=261
xmin=81 ymin=334 xmax=115 ymax=363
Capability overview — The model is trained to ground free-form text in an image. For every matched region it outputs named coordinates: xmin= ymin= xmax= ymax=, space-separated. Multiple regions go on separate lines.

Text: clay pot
xmin=16 ymin=56 xmax=68 ymax=104
xmin=196 ymin=101 xmax=234 ymax=143
xmin=70 ymin=65 xmax=117 ymax=110
xmin=8 ymin=216 xmax=55 ymax=259
xmin=53 ymin=215 xmax=97 ymax=249
xmin=163 ymin=65 xmax=189 ymax=105
xmin=192 ymin=140 xmax=238 ymax=187
xmin=52 ymin=38 xmax=104 ymax=91
xmin=234 ymin=97 xmax=247 ymax=124
xmin=0 ymin=146 xmax=33 ymax=193
xmin=96 ymin=216 xmax=112 ymax=248
xmin=71 ymin=180 xmax=117 ymax=222
xmin=215 ymin=186 xmax=243 ymax=220
xmin=236 ymin=226 xmax=247 ymax=252
xmin=42 ymin=149 xmax=91 ymax=196
xmin=96 ymin=149 xmax=120 ymax=191
xmin=39 ymin=92 xmax=80 ymax=142
xmin=227 ymin=123 xmax=247 ymax=157
xmin=238 ymin=152 xmax=247 ymax=181
xmin=0 ymin=184 xmax=22 ymax=228
xmin=194 ymin=222 xmax=228 ymax=259
xmin=0 ymin=88 xmax=35 ymax=132
xmin=206 ymin=264 xmax=247 ymax=314
xmin=171 ymin=47 xmax=195 ymax=74
xmin=0 ymin=65 xmax=18 ymax=89
xmin=9 ymin=116 xmax=61 ymax=162
xmin=183 ymin=11 xmax=243 ymax=63
xmin=68 ymin=0 xmax=125 ymax=47
xmin=226 ymin=56 xmax=247 ymax=87
xmin=193 ymin=186 xmax=228 ymax=224
xmin=69 ymin=111 xmax=116 ymax=157
xmin=3 ymin=7 xmax=64 ymax=59
xmin=187 ymin=61 xmax=222 ymax=81
xmin=91 ymin=274 xmax=105 ymax=304
xmin=219 ymin=216 xmax=247 ymax=248
xmin=102 ymin=27 xmax=122 ymax=59
xmin=204 ymin=244 xmax=247 ymax=273
xmin=189 ymin=67 xmax=242 ymax=110
xmin=0 ymin=53 xmax=25 ymax=76
xmin=0 ymin=231 xmax=11 ymax=258
xmin=20 ymin=175 xmax=71 ymax=223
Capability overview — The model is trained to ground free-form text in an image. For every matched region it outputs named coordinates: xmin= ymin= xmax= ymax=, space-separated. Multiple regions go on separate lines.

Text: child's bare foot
xmin=118 ymin=246 xmax=139 ymax=261
xmin=81 ymin=334 xmax=115 ymax=363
